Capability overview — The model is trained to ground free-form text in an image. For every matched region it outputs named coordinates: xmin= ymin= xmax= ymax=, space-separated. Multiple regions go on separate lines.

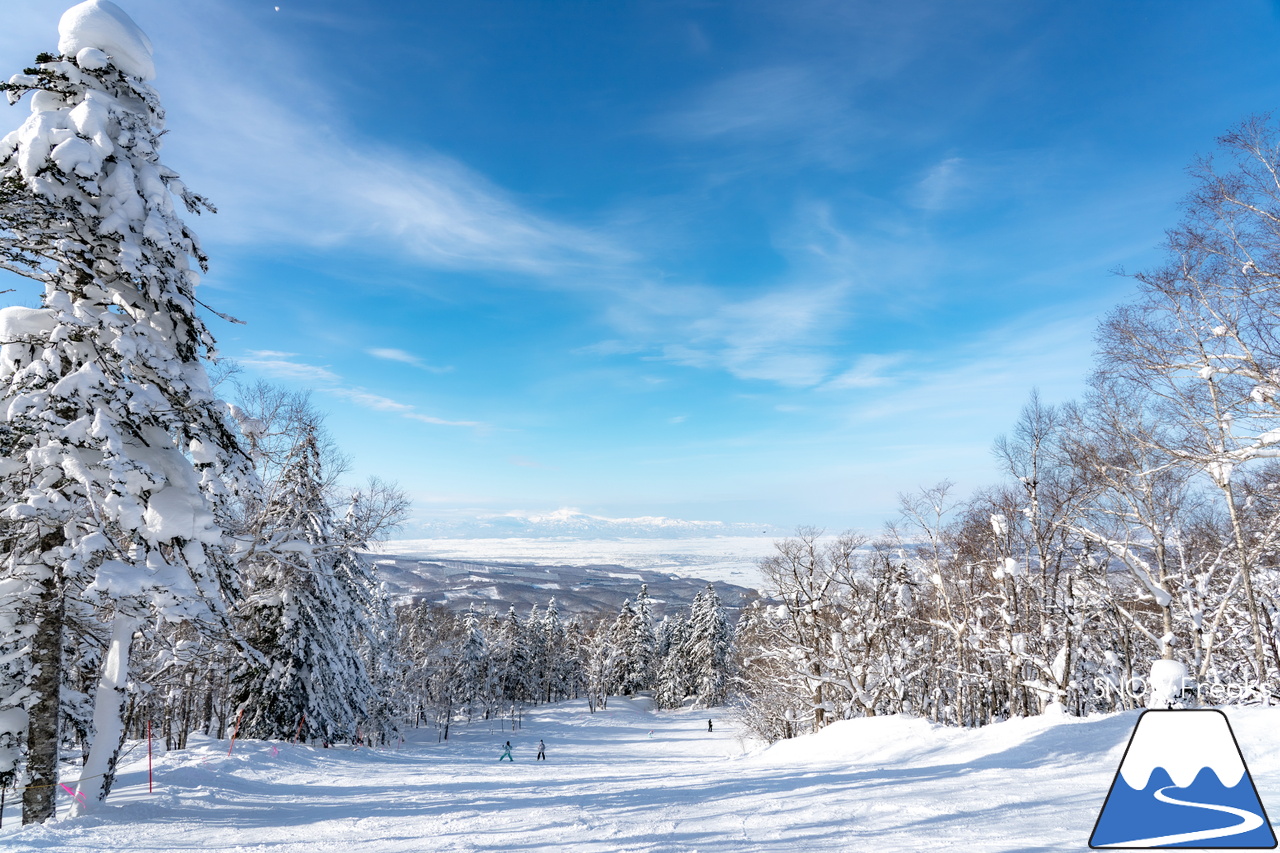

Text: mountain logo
xmin=1090 ymin=709 xmax=1276 ymax=848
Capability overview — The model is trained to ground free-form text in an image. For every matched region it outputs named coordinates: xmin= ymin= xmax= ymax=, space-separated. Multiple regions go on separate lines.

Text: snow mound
xmin=0 ymin=306 xmax=56 ymax=371
xmin=58 ymin=0 xmax=155 ymax=81
xmin=0 ymin=305 xmax=56 ymax=341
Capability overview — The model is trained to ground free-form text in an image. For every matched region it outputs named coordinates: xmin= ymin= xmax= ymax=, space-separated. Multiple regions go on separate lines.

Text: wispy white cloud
xmin=911 ymin=157 xmax=969 ymax=211
xmin=653 ymin=65 xmax=864 ymax=171
xmin=238 ymin=355 xmax=340 ymax=383
xmin=573 ymin=340 xmax=647 ymax=357
xmin=824 ymin=353 xmax=905 ymax=390
xmin=609 ymin=205 xmax=869 ymax=388
xmin=0 ymin=3 xmax=907 ymax=398
xmin=367 ymin=348 xmax=453 ymax=374
xmin=606 ymin=274 xmax=854 ymax=388
xmin=328 ymin=388 xmax=415 ymax=414
xmin=238 ymin=353 xmax=485 ymax=430
xmin=7 ymin=1 xmax=631 ymax=279
xmin=404 ymin=412 xmax=484 ymax=428
xmin=660 ymin=66 xmax=832 ymax=140
xmin=845 ymin=309 xmax=1099 ymax=424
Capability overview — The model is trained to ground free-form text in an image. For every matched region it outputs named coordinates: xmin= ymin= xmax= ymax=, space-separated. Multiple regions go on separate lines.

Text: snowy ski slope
xmin=3 ymin=700 xmax=1279 ymax=852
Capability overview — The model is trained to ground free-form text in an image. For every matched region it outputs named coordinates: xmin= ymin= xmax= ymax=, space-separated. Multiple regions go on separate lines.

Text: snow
xmin=0 ymin=306 xmax=57 ymax=371
xmin=376 ymin=536 xmax=781 ymax=588
xmin=141 ymin=486 xmax=217 ymax=543
xmin=1147 ymin=658 xmax=1189 ymax=709
xmin=0 ymin=306 xmax=57 ymax=342
xmin=1118 ymin=710 xmax=1247 ymax=790
xmin=57 ymin=0 xmax=155 ymax=81
xmin=0 ymin=707 xmax=27 ymax=738
xmin=3 ymin=700 xmax=1277 ymax=851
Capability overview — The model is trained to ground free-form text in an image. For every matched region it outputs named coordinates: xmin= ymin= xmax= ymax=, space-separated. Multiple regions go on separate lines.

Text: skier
xmin=536 ymin=739 xmax=546 ymax=760
xmin=708 ymin=719 xmax=713 ymax=733
xmin=499 ymin=741 xmax=513 ymax=761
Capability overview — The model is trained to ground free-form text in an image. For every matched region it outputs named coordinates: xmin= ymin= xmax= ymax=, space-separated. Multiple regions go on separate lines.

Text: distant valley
xmin=369 ymin=552 xmax=762 ymax=618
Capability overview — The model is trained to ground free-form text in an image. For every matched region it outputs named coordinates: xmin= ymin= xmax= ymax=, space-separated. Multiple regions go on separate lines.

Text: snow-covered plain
xmin=5 ymin=700 xmax=1278 ymax=851
xmin=375 ymin=536 xmax=783 ymax=589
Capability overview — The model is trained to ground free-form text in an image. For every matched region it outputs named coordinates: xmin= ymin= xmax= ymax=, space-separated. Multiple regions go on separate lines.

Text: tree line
xmin=393 ymin=582 xmax=731 ymax=740
xmin=733 ymin=117 xmax=1280 ymax=742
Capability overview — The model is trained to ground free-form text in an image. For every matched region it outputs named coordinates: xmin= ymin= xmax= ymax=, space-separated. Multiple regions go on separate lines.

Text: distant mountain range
xmin=401 ymin=508 xmax=782 ymax=540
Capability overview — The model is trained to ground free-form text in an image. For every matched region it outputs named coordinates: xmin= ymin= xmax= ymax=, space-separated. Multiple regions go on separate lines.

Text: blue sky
xmin=5 ymin=1 xmax=1280 ymax=535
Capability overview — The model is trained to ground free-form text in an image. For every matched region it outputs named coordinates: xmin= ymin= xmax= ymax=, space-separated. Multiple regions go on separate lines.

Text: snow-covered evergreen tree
xmin=0 ymin=0 xmax=253 ymax=822
xmin=539 ymin=598 xmax=573 ymax=702
xmin=234 ymin=428 xmax=372 ymax=744
xmin=493 ymin=606 xmax=531 ymax=722
xmin=629 ymin=584 xmax=657 ymax=691
xmin=455 ymin=606 xmax=490 ymax=722
xmin=684 ymin=584 xmax=731 ymax=707
xmin=606 ymin=599 xmax=646 ymax=695
xmin=653 ymin=615 xmax=691 ymax=709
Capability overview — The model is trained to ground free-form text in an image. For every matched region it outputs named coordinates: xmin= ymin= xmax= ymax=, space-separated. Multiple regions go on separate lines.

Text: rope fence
xmin=0 ymin=728 xmax=403 ymax=829
xmin=0 ymin=738 xmax=148 ymax=828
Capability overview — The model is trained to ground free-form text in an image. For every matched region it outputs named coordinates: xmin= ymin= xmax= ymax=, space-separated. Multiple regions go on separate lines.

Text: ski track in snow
xmin=2 ymin=703 xmax=1277 ymax=852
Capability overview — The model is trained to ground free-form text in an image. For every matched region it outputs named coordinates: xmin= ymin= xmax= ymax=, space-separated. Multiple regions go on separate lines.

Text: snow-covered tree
xmin=338 ymin=489 xmax=396 ymax=743
xmin=757 ymin=530 xmax=863 ymax=729
xmin=684 ymin=584 xmax=730 ymax=707
xmin=0 ymin=0 xmax=253 ymax=823
xmin=653 ymin=615 xmax=691 ymax=709
xmin=454 ymin=607 xmax=491 ymax=722
xmin=629 ymin=584 xmax=657 ymax=691
xmin=606 ymin=598 xmax=653 ymax=696
xmin=492 ymin=606 xmax=532 ymax=723
xmin=1093 ymin=116 xmax=1280 ymax=685
xmin=234 ymin=428 xmax=374 ymax=744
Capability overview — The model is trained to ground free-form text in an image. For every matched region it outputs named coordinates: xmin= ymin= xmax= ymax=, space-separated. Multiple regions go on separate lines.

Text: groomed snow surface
xmin=2 ymin=702 xmax=1278 ymax=852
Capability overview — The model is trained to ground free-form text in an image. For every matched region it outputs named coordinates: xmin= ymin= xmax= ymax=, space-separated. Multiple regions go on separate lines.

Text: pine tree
xmin=629 ymin=584 xmax=657 ymax=692
xmin=493 ymin=606 xmax=531 ymax=720
xmin=654 ymin=615 xmax=691 ymax=710
xmin=0 ymin=1 xmax=253 ymax=822
xmin=234 ymin=428 xmax=372 ymax=744
xmin=455 ymin=606 xmax=490 ymax=722
xmin=540 ymin=598 xmax=571 ymax=703
xmin=607 ymin=599 xmax=641 ymax=695
xmin=685 ymin=585 xmax=731 ymax=707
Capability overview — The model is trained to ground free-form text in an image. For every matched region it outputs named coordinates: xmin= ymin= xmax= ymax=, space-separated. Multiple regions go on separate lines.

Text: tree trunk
xmin=1222 ymin=481 xmax=1277 ymax=683
xmin=23 ymin=535 xmax=65 ymax=826
xmin=72 ymin=610 xmax=141 ymax=814
xmin=811 ymin=660 xmax=825 ymax=730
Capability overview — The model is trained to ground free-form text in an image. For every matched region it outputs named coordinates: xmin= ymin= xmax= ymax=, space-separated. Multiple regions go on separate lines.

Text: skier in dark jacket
xmin=708 ymin=719 xmax=713 ymax=733
xmin=499 ymin=741 xmax=513 ymax=761
xmin=536 ymin=739 xmax=546 ymax=760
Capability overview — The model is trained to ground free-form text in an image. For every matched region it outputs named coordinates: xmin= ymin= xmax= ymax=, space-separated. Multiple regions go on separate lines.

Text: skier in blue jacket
xmin=499 ymin=741 xmax=513 ymax=761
